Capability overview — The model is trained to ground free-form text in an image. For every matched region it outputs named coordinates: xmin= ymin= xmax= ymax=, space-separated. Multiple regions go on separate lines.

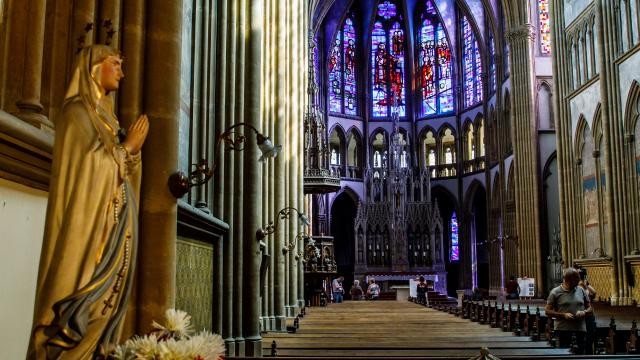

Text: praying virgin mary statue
xmin=28 ymin=45 xmax=149 ymax=359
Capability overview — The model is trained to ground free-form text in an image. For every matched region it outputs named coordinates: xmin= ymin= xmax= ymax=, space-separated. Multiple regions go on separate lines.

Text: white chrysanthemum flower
xmin=131 ymin=334 xmax=161 ymax=359
xmin=152 ymin=309 xmax=194 ymax=339
xmin=110 ymin=309 xmax=225 ymax=360
xmin=189 ymin=331 xmax=226 ymax=360
xmin=158 ymin=338 xmax=191 ymax=360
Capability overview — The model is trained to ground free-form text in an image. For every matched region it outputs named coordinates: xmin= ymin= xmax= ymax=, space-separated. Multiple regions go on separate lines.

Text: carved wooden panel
xmin=176 ymin=238 xmax=214 ymax=331
xmin=582 ymin=263 xmax=612 ymax=301
xmin=630 ymin=262 xmax=640 ymax=302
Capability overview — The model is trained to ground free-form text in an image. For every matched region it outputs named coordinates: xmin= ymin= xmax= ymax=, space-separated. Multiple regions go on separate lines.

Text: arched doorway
xmin=462 ymin=181 xmax=488 ymax=292
xmin=432 ymin=186 xmax=458 ymax=296
xmin=330 ymin=191 xmax=358 ymax=297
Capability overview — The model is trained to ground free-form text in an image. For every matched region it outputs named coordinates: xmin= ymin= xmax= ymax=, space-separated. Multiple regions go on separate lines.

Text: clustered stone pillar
xmin=15 ymin=0 xmax=52 ymax=130
xmin=232 ymin=0 xmax=246 ymax=353
xmin=595 ymin=0 xmax=630 ymax=305
xmin=242 ymin=0 xmax=264 ymax=353
xmin=256 ymin=0 xmax=308 ymax=332
xmin=506 ymin=24 xmax=544 ymax=294
xmin=550 ymin=0 xmax=581 ymax=277
xmin=137 ymin=0 xmax=182 ymax=334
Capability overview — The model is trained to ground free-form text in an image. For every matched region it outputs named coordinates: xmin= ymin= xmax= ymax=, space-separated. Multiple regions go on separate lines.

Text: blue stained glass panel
xmin=328 ymin=35 xmax=343 ymax=112
xmin=489 ymin=35 xmax=496 ymax=92
xmin=474 ymin=37 xmax=483 ymax=103
xmin=389 ymin=21 xmax=405 ymax=117
xmin=450 ymin=212 xmax=459 ymax=261
xmin=436 ymin=24 xmax=453 ymax=112
xmin=420 ymin=19 xmax=436 ymax=116
xmin=371 ymin=22 xmax=388 ymax=117
xmin=343 ymin=18 xmax=357 ymax=115
xmin=377 ymin=1 xmax=397 ymax=19
xmin=462 ymin=16 xmax=483 ymax=107
xmin=462 ymin=16 xmax=474 ymax=107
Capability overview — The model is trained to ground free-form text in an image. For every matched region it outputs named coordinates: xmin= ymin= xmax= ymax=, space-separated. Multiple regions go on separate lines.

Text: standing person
xmin=505 ymin=276 xmax=520 ymax=299
xmin=579 ymin=268 xmax=597 ymax=354
xmin=332 ymin=276 xmax=345 ymax=303
xmin=28 ymin=45 xmax=148 ymax=359
xmin=350 ymin=280 xmax=364 ymax=301
xmin=367 ymin=279 xmax=380 ymax=300
xmin=416 ymin=276 xmax=428 ymax=304
xmin=545 ymin=268 xmax=593 ymax=354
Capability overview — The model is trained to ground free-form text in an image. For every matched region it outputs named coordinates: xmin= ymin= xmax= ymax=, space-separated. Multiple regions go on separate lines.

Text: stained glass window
xmin=462 ymin=16 xmax=483 ymax=107
xmin=450 ymin=212 xmax=459 ymax=261
xmin=538 ymin=0 xmax=551 ymax=55
xmin=343 ymin=19 xmax=357 ymax=114
xmin=329 ymin=15 xmax=358 ymax=115
xmin=489 ymin=33 xmax=496 ymax=93
xmin=418 ymin=0 xmax=453 ymax=117
xmin=371 ymin=1 xmax=405 ymax=118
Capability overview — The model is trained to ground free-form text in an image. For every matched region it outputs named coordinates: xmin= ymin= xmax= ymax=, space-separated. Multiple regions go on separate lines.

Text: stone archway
xmin=330 ymin=191 xmax=358 ymax=297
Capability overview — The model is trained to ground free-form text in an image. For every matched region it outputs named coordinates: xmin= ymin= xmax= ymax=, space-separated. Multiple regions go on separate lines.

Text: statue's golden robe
xmin=28 ymin=46 xmax=141 ymax=360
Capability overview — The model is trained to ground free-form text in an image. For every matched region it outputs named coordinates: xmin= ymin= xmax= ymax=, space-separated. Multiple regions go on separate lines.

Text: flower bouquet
xmin=111 ymin=309 xmax=225 ymax=360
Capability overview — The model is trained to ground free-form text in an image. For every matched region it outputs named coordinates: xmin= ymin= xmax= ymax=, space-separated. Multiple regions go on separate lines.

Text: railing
xmin=429 ymin=164 xmax=457 ymax=178
xmin=329 ymin=165 xmax=362 ymax=179
xmin=463 ymin=156 xmax=486 ymax=174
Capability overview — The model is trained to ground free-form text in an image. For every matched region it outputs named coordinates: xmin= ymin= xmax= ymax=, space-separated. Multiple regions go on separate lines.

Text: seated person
xmin=505 ymin=276 xmax=520 ymax=299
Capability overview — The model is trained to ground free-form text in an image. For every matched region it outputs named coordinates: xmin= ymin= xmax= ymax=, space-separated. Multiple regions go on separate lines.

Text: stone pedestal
xmin=457 ymin=290 xmax=466 ymax=307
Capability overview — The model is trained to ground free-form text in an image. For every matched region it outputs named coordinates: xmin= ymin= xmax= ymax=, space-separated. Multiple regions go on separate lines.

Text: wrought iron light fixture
xmin=283 ymin=231 xmax=309 ymax=255
xmin=256 ymin=207 xmax=310 ymax=241
xmin=168 ymin=122 xmax=282 ymax=198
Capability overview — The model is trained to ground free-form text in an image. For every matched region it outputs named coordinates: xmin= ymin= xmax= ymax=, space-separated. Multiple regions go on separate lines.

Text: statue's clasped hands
xmin=122 ymin=114 xmax=149 ymax=155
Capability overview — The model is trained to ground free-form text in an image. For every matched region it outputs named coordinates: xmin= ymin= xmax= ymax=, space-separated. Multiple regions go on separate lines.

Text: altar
xmin=364 ymin=271 xmax=447 ymax=295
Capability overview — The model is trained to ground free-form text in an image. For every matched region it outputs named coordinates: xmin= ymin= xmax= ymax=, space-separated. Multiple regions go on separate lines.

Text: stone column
xmin=596 ymin=0 xmax=630 ymax=305
xmin=242 ymin=0 xmax=263 ymax=353
xmin=98 ymin=0 xmax=121 ymax=48
xmin=298 ymin=2 xmax=307 ymax=308
xmin=272 ymin=0 xmax=287 ymax=332
xmin=119 ymin=0 xmax=145 ymax=128
xmin=212 ymin=0 xmax=235 ymax=353
xmin=137 ymin=0 xmax=182 ymax=333
xmin=118 ymin=0 xmax=145 ymax=337
xmin=232 ymin=0 xmax=246 ymax=352
xmin=207 ymin=0 xmax=224 ymax=334
xmin=15 ymin=0 xmax=52 ymax=130
xmin=507 ymin=24 xmax=543 ymax=294
xmin=550 ymin=0 xmax=578 ymax=272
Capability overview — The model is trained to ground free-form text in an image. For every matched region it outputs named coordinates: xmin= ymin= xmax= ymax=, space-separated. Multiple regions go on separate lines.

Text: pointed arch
xmin=416 ymin=0 xmax=454 ymax=117
xmin=370 ymin=0 xmax=407 ymax=118
xmin=345 ymin=127 xmax=364 ymax=177
xmin=370 ymin=127 xmax=390 ymax=168
xmin=460 ymin=9 xmax=484 ymax=108
xmin=328 ymin=12 xmax=359 ymax=115
xmin=329 ymin=124 xmax=347 ymax=167
xmin=574 ymin=114 xmax=590 ymax=161
xmin=624 ymin=80 xmax=640 ymax=132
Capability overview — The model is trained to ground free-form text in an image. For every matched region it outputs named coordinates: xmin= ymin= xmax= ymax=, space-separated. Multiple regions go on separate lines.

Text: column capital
xmin=507 ymin=24 xmax=536 ymax=44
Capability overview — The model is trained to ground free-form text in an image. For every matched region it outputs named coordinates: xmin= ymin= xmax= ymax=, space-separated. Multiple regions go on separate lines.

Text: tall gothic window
xmin=538 ymin=0 xmax=551 ymax=55
xmin=450 ymin=212 xmax=459 ymax=261
xmin=417 ymin=0 xmax=453 ymax=117
xmin=462 ymin=15 xmax=483 ymax=107
xmin=371 ymin=1 xmax=406 ymax=118
xmin=488 ymin=31 xmax=496 ymax=93
xmin=329 ymin=16 xmax=358 ymax=115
